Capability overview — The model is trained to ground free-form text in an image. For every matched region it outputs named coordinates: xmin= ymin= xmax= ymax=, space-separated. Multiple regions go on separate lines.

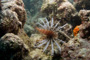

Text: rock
xmin=2 ymin=0 xmax=26 ymax=26
xmin=40 ymin=0 xmax=80 ymax=37
xmin=0 ymin=9 xmax=21 ymax=37
xmin=57 ymin=1 xmax=76 ymax=21
xmin=30 ymin=49 xmax=49 ymax=60
xmin=18 ymin=29 xmax=31 ymax=49
xmin=79 ymin=21 xmax=90 ymax=39
xmin=74 ymin=0 xmax=90 ymax=10
xmin=57 ymin=1 xmax=81 ymax=28
xmin=0 ymin=0 xmax=26 ymax=37
xmin=41 ymin=0 xmax=76 ymax=22
xmin=0 ymin=33 xmax=29 ymax=60
xmin=41 ymin=0 xmax=57 ymax=16
xmin=61 ymin=36 xmax=90 ymax=60
xmin=78 ymin=10 xmax=90 ymax=22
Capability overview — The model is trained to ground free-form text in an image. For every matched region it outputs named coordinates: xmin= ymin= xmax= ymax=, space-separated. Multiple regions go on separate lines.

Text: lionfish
xmin=36 ymin=18 xmax=69 ymax=55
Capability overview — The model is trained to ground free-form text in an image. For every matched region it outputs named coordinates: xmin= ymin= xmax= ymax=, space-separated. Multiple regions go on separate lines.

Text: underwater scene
xmin=0 ymin=0 xmax=90 ymax=60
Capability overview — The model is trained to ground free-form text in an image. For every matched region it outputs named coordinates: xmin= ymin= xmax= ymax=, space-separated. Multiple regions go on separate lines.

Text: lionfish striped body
xmin=36 ymin=18 xmax=67 ymax=55
xmin=36 ymin=27 xmax=57 ymax=39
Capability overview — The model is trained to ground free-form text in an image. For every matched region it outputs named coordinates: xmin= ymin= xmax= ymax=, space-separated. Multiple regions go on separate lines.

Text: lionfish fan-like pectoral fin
xmin=43 ymin=40 xmax=50 ymax=52
xmin=45 ymin=18 xmax=49 ymax=28
xmin=54 ymin=40 xmax=61 ymax=54
xmin=39 ymin=39 xmax=47 ymax=43
xmin=40 ymin=19 xmax=47 ymax=29
xmin=54 ymin=22 xmax=59 ymax=29
xmin=36 ymin=22 xmax=45 ymax=29
xmin=56 ymin=23 xmax=68 ymax=30
xmin=37 ymin=40 xmax=48 ymax=47
xmin=57 ymin=39 xmax=65 ymax=43
xmin=51 ymin=18 xmax=54 ymax=28
xmin=51 ymin=40 xmax=54 ymax=55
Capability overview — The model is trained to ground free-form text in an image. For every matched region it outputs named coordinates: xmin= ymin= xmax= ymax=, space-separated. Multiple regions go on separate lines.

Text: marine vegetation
xmin=35 ymin=18 xmax=70 ymax=55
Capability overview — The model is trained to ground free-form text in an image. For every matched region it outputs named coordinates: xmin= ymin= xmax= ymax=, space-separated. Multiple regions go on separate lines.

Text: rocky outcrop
xmin=74 ymin=0 xmax=90 ymax=10
xmin=41 ymin=0 xmax=76 ymax=22
xmin=78 ymin=10 xmax=90 ymax=22
xmin=0 ymin=0 xmax=31 ymax=60
xmin=0 ymin=0 xmax=90 ymax=60
xmin=61 ymin=37 xmax=90 ymax=60
xmin=0 ymin=33 xmax=29 ymax=60
xmin=0 ymin=0 xmax=26 ymax=37
xmin=79 ymin=21 xmax=90 ymax=39
xmin=40 ymin=0 xmax=81 ymax=37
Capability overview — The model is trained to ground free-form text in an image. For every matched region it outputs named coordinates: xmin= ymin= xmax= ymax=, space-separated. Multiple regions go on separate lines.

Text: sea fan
xmin=36 ymin=18 xmax=70 ymax=55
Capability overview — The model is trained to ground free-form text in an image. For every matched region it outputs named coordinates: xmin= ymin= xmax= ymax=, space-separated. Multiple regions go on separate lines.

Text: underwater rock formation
xmin=74 ymin=0 xmax=90 ymax=10
xmin=61 ymin=36 xmax=90 ymax=60
xmin=79 ymin=21 xmax=90 ymax=39
xmin=57 ymin=1 xmax=76 ymax=21
xmin=41 ymin=0 xmax=76 ymax=22
xmin=0 ymin=0 xmax=31 ymax=60
xmin=40 ymin=0 xmax=80 ymax=37
xmin=61 ymin=20 xmax=90 ymax=60
xmin=0 ymin=33 xmax=29 ymax=60
xmin=30 ymin=49 xmax=49 ymax=60
xmin=78 ymin=10 xmax=90 ymax=22
xmin=0 ymin=0 xmax=26 ymax=37
xmin=18 ymin=29 xmax=31 ymax=49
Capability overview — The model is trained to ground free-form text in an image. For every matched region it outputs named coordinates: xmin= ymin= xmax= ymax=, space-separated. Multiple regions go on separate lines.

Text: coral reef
xmin=28 ymin=0 xmax=90 ymax=60
xmin=0 ymin=0 xmax=31 ymax=60
xmin=40 ymin=0 xmax=81 ymax=37
xmin=41 ymin=0 xmax=76 ymax=22
xmin=0 ymin=0 xmax=26 ymax=37
xmin=0 ymin=0 xmax=90 ymax=60
xmin=78 ymin=10 xmax=90 ymax=22
xmin=61 ymin=36 xmax=90 ymax=60
xmin=79 ymin=21 xmax=90 ymax=39
xmin=0 ymin=33 xmax=29 ymax=60
xmin=74 ymin=0 xmax=90 ymax=10
xmin=30 ymin=49 xmax=49 ymax=60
